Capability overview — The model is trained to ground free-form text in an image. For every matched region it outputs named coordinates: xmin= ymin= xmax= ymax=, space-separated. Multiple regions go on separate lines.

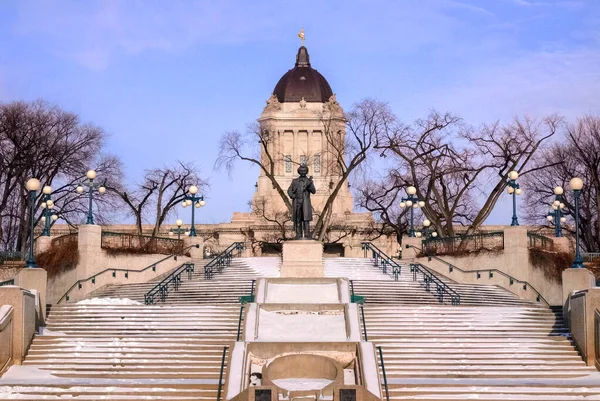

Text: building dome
xmin=273 ymin=46 xmax=333 ymax=103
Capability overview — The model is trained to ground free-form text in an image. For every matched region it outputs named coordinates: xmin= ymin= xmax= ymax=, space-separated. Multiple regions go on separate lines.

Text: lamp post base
xmin=571 ymin=258 xmax=586 ymax=269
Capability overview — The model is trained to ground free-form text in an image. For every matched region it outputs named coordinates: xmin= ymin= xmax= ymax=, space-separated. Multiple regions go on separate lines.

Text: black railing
xmin=406 ymin=244 xmax=549 ymax=306
xmin=0 ymin=278 xmax=15 ymax=286
xmin=236 ymin=305 xmax=245 ymax=341
xmin=0 ymin=251 xmax=23 ymax=264
xmin=422 ymin=231 xmax=504 ymax=256
xmin=527 ymin=232 xmax=555 ymax=251
xmin=144 ymin=262 xmax=195 ymax=305
xmin=57 ymin=245 xmax=198 ymax=304
xmin=360 ymin=305 xmax=368 ymax=341
xmin=217 ymin=346 xmax=229 ymax=401
xmin=361 ymin=242 xmax=401 ymax=280
xmin=101 ymin=231 xmax=184 ymax=255
xmin=410 ymin=262 xmax=460 ymax=305
xmin=363 ymin=242 xmax=460 ymax=305
xmin=51 ymin=233 xmax=78 ymax=248
xmin=204 ymin=242 xmax=245 ymax=279
xmin=377 ymin=346 xmax=390 ymax=401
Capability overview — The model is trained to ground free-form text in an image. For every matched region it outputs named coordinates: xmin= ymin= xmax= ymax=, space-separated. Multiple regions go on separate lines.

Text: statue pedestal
xmin=280 ymin=240 xmax=324 ymax=278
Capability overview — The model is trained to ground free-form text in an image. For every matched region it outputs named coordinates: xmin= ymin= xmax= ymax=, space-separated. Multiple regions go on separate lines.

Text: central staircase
xmin=2 ymin=256 xmax=600 ymax=400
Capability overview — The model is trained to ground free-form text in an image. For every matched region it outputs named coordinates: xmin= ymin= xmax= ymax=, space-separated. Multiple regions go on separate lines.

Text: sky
xmin=0 ymin=0 xmax=598 ymax=225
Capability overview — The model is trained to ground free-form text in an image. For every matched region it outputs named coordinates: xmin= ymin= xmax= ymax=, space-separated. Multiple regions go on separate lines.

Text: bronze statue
xmin=287 ymin=164 xmax=316 ymax=239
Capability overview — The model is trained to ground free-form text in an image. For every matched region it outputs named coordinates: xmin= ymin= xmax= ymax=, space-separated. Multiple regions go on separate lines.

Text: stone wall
xmin=45 ymin=225 xmax=192 ymax=304
xmin=0 ymin=286 xmax=36 ymax=365
xmin=0 ymin=305 xmax=13 ymax=373
xmin=403 ymin=227 xmax=565 ymax=306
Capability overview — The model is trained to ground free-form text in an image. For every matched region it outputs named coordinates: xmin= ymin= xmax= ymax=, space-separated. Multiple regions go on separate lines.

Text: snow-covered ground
xmin=272 ymin=378 xmax=333 ymax=391
xmin=76 ymin=297 xmax=142 ymax=305
xmin=257 ymin=309 xmax=346 ymax=341
xmin=265 ymin=283 xmax=339 ymax=303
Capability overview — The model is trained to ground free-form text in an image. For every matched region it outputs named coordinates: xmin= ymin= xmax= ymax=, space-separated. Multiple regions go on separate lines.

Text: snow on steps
xmin=0 ymin=304 xmax=237 ymax=399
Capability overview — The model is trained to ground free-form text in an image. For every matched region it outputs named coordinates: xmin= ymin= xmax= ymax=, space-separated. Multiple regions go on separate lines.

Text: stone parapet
xmin=280 ymin=240 xmax=323 ymax=277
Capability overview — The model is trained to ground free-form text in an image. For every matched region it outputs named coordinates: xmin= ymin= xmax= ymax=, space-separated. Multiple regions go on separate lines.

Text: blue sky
xmin=1 ymin=0 xmax=598 ymax=225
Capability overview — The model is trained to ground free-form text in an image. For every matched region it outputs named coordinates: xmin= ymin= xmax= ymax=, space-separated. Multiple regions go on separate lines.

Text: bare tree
xmin=215 ymin=123 xmax=292 ymax=211
xmin=250 ymin=197 xmax=292 ymax=241
xmin=107 ymin=161 xmax=206 ymax=237
xmin=366 ymin=111 xmax=561 ymax=238
xmin=0 ymin=100 xmax=121 ymax=251
xmin=523 ymin=115 xmax=600 ymax=251
xmin=355 ymin=173 xmax=410 ymax=244
xmin=215 ymin=98 xmax=387 ymax=242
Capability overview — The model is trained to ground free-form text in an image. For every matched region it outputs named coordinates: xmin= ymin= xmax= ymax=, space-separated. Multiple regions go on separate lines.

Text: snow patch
xmin=257 ymin=309 xmax=346 ymax=341
xmin=1 ymin=366 xmax=58 ymax=380
xmin=37 ymin=326 xmax=67 ymax=336
xmin=77 ymin=297 xmax=142 ymax=305
xmin=266 ymin=283 xmax=339 ymax=303
xmin=272 ymin=378 xmax=333 ymax=391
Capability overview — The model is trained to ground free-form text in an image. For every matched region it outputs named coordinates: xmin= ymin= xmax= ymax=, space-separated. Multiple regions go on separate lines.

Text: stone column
xmin=553 ymin=237 xmax=572 ymax=254
xmin=35 ymin=236 xmax=52 ymax=255
xmin=77 ymin=225 xmax=102 ymax=281
xmin=563 ymin=268 xmax=596 ymax=305
xmin=401 ymin=236 xmax=422 ymax=260
xmin=183 ymin=236 xmax=204 ymax=260
xmin=0 ymin=286 xmax=36 ymax=364
xmin=15 ymin=268 xmax=47 ymax=324
xmin=502 ymin=226 xmax=529 ymax=281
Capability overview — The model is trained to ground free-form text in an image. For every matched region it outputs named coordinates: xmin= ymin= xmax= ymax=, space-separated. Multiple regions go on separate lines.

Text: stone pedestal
xmin=563 ymin=268 xmax=596 ymax=305
xmin=401 ymin=237 xmax=422 ymax=260
xmin=77 ymin=224 xmax=102 ymax=281
xmin=183 ymin=236 xmax=204 ymax=259
xmin=35 ymin=236 xmax=52 ymax=255
xmin=280 ymin=240 xmax=324 ymax=278
xmin=553 ymin=237 xmax=572 ymax=253
xmin=15 ymin=268 xmax=47 ymax=324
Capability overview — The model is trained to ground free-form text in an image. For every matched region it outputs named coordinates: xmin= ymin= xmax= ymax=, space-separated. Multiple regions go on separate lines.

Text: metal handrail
xmin=361 ymin=242 xmax=401 ymax=279
xmin=101 ymin=231 xmax=184 ymax=255
xmin=527 ymin=231 xmax=554 ymax=251
xmin=377 ymin=346 xmax=390 ymax=401
xmin=363 ymin=242 xmax=460 ymax=305
xmin=360 ymin=305 xmax=368 ymax=341
xmin=203 ymin=242 xmax=245 ymax=279
xmin=0 ymin=279 xmax=15 ymax=286
xmin=57 ymin=244 xmax=199 ymax=304
xmin=236 ymin=305 xmax=244 ymax=341
xmin=0 ymin=251 xmax=23 ymax=264
xmin=422 ymin=231 xmax=504 ymax=255
xmin=406 ymin=243 xmax=549 ymax=306
xmin=144 ymin=261 xmax=195 ymax=305
xmin=217 ymin=346 xmax=228 ymax=401
xmin=583 ymin=253 xmax=600 ymax=262
xmin=410 ymin=262 xmax=461 ymax=305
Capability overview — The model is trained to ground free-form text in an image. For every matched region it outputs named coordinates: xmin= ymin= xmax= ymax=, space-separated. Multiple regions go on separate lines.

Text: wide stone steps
xmin=366 ymin=304 xmax=594 ymax=393
xmin=0 ymin=303 xmax=235 ymax=399
xmin=387 ymin=383 xmax=600 ymax=400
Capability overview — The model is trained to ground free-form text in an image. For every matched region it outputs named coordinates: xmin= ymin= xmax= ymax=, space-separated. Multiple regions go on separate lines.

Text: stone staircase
xmin=366 ymin=305 xmax=600 ymax=400
xmin=0 ymin=303 xmax=238 ymax=399
xmin=3 ymin=256 xmax=600 ymax=400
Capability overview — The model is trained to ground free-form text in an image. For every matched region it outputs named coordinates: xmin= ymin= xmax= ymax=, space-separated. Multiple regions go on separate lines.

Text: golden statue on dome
xmin=298 ymin=28 xmax=305 ymax=47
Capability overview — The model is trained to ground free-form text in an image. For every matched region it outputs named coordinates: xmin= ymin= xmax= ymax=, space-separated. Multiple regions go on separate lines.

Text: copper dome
xmin=272 ymin=46 xmax=333 ymax=103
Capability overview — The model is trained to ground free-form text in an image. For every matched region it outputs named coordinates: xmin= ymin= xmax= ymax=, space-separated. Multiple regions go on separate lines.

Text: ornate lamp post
xmin=399 ymin=186 xmax=425 ymax=238
xmin=507 ymin=170 xmax=522 ymax=226
xmin=546 ymin=186 xmax=566 ymax=238
xmin=168 ymin=219 xmax=186 ymax=241
xmin=25 ymin=178 xmax=41 ymax=268
xmin=569 ymin=177 xmax=584 ymax=269
xmin=76 ymin=170 xmax=106 ymax=225
xmin=181 ymin=185 xmax=205 ymax=237
xmin=422 ymin=219 xmax=431 ymax=239
xmin=40 ymin=186 xmax=58 ymax=236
